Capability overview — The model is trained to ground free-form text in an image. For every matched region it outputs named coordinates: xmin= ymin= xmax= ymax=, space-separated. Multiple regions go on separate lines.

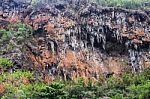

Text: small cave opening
xmin=33 ymin=28 xmax=46 ymax=36
xmin=45 ymin=63 xmax=58 ymax=76
xmin=105 ymin=41 xmax=128 ymax=56
xmin=55 ymin=3 xmax=66 ymax=11
xmin=134 ymin=13 xmax=147 ymax=22
xmin=140 ymin=42 xmax=150 ymax=51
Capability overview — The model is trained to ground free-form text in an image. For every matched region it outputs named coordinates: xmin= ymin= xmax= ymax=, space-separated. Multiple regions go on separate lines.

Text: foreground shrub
xmin=0 ymin=68 xmax=150 ymax=99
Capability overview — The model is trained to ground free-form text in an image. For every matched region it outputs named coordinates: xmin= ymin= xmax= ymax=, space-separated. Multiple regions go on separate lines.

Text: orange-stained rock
xmin=8 ymin=15 xmax=20 ymax=24
xmin=128 ymin=16 xmax=135 ymax=24
xmin=143 ymin=38 xmax=150 ymax=42
xmin=144 ymin=61 xmax=150 ymax=68
xmin=0 ymin=83 xmax=6 ymax=93
xmin=43 ymin=75 xmax=52 ymax=85
xmin=133 ymin=28 xmax=146 ymax=36
xmin=0 ymin=0 xmax=150 ymax=82
xmin=44 ymin=22 xmax=55 ymax=33
xmin=24 ymin=16 xmax=32 ymax=25
xmin=121 ymin=33 xmax=129 ymax=37
xmin=21 ymin=78 xmax=30 ymax=84
xmin=131 ymin=39 xmax=142 ymax=44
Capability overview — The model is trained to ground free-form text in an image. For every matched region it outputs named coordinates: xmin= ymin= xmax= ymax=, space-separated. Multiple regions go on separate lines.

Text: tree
xmin=0 ymin=21 xmax=32 ymax=54
xmin=0 ymin=58 xmax=13 ymax=75
xmin=33 ymin=81 xmax=67 ymax=99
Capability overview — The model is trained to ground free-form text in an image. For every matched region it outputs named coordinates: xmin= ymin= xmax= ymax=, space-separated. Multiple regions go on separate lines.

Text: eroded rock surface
xmin=0 ymin=0 xmax=150 ymax=82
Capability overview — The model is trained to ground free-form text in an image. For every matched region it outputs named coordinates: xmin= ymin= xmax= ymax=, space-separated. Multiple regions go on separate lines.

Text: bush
xmin=0 ymin=21 xmax=32 ymax=54
xmin=0 ymin=70 xmax=33 ymax=83
xmin=33 ymin=82 xmax=68 ymax=99
xmin=0 ymin=67 xmax=150 ymax=99
xmin=0 ymin=58 xmax=13 ymax=68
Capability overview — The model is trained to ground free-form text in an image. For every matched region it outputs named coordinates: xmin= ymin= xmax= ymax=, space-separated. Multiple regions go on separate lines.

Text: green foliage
xmin=0 ymin=58 xmax=13 ymax=68
xmin=31 ymin=0 xmax=40 ymax=4
xmin=1 ymin=84 xmax=17 ymax=99
xmin=102 ymin=68 xmax=150 ymax=98
xmin=143 ymin=67 xmax=150 ymax=79
xmin=92 ymin=0 xmax=150 ymax=9
xmin=112 ymin=93 xmax=124 ymax=99
xmin=1 ymin=81 xmax=68 ymax=99
xmin=66 ymin=78 xmax=103 ymax=99
xmin=13 ymin=71 xmax=34 ymax=79
xmin=33 ymin=82 xmax=67 ymax=99
xmin=0 ymin=68 xmax=150 ymax=99
xmin=127 ymin=81 xmax=150 ymax=99
xmin=2 ymin=84 xmax=34 ymax=99
xmin=0 ymin=21 xmax=32 ymax=54
xmin=0 ymin=70 xmax=33 ymax=83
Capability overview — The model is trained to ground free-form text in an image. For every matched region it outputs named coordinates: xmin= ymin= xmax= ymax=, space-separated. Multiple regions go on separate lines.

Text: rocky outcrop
xmin=0 ymin=0 xmax=150 ymax=82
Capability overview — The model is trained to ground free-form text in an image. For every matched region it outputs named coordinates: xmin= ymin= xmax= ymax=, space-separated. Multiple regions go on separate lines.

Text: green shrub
xmin=0 ymin=70 xmax=33 ymax=83
xmin=13 ymin=71 xmax=34 ymax=79
xmin=0 ymin=21 xmax=32 ymax=54
xmin=33 ymin=82 xmax=68 ymax=99
xmin=1 ymin=84 xmax=17 ymax=99
xmin=0 ymin=67 xmax=150 ymax=99
xmin=0 ymin=58 xmax=13 ymax=67
xmin=1 ymin=84 xmax=34 ymax=99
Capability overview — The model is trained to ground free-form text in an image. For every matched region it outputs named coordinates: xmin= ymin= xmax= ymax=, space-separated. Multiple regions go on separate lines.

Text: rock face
xmin=0 ymin=0 xmax=150 ymax=82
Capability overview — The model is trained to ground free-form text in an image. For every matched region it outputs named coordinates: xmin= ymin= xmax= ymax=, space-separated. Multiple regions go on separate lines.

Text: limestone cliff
xmin=0 ymin=0 xmax=150 ymax=82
